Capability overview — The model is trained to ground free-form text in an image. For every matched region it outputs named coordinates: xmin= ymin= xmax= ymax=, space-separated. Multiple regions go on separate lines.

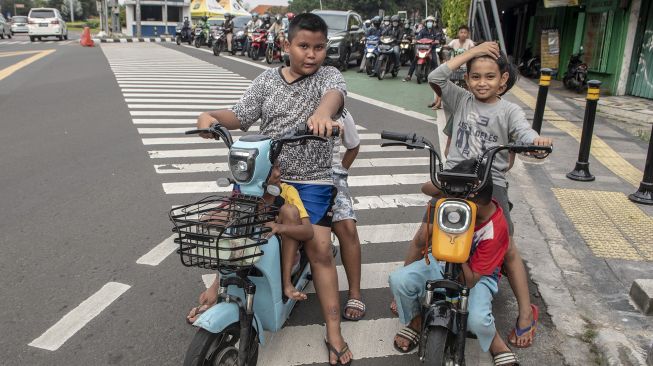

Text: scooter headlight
xmin=437 ymin=201 xmax=472 ymax=234
xmin=229 ymin=148 xmax=259 ymax=183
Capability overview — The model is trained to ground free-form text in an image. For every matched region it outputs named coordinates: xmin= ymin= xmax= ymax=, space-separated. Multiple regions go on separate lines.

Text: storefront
xmin=124 ymin=0 xmax=191 ymax=37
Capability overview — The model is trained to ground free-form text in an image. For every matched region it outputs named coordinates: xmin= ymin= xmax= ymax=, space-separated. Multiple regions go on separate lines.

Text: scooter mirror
xmin=217 ymin=177 xmax=233 ymax=187
xmin=266 ymin=184 xmax=281 ymax=196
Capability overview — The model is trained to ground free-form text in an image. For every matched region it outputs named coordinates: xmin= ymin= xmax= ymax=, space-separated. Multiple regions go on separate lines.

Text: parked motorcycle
xmin=563 ymin=49 xmax=588 ymax=93
xmin=414 ymin=38 xmax=434 ymax=84
xmin=173 ymin=123 xmax=338 ymax=366
xmin=380 ymin=131 xmax=552 ymax=366
xmin=212 ymin=27 xmax=227 ymax=56
xmin=361 ymin=35 xmax=379 ymax=75
xmin=249 ymin=28 xmax=268 ymax=61
xmin=399 ymin=33 xmax=414 ymax=66
xmin=376 ymin=35 xmax=398 ymax=80
xmin=265 ymin=32 xmax=283 ymax=64
xmin=518 ymin=47 xmax=541 ymax=79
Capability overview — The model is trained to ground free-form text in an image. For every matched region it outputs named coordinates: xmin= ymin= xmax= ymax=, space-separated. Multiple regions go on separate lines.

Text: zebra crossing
xmin=100 ymin=43 xmax=492 ymax=365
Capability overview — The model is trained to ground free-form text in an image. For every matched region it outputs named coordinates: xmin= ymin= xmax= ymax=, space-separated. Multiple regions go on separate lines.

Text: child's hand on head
xmin=473 ymin=42 xmax=501 ymax=59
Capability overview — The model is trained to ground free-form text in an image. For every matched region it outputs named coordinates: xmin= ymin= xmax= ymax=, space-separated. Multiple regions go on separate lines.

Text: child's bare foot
xmin=186 ymin=304 xmax=210 ymax=324
xmin=284 ymin=284 xmax=307 ymax=301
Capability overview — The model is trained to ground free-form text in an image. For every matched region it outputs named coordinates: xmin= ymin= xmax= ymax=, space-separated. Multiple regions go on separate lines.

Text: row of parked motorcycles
xmin=176 ymin=23 xmax=287 ymax=64
xmin=362 ymin=33 xmax=451 ymax=82
xmin=518 ymin=46 xmax=588 ymax=93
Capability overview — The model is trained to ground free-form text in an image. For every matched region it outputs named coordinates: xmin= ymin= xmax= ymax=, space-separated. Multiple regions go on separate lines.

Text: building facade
xmin=124 ymin=0 xmax=191 ymax=37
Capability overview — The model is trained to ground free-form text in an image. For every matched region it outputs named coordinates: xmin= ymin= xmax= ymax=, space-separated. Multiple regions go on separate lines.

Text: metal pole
xmin=532 ymin=68 xmax=552 ymax=134
xmin=164 ymin=0 xmax=168 ymax=35
xmin=567 ymin=80 xmax=602 ymax=182
xmin=489 ymin=0 xmax=506 ymax=55
xmin=103 ymin=0 xmax=109 ymax=34
xmin=425 ymin=0 xmax=428 ymax=17
xmin=69 ymin=0 xmax=74 ymax=22
xmin=628 ymin=123 xmax=653 ymax=205
xmin=319 ymin=0 xmax=323 ymax=10
xmin=135 ymin=0 xmax=141 ymax=38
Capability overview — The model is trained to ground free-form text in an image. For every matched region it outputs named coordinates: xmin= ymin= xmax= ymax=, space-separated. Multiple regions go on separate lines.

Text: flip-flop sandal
xmin=393 ymin=326 xmax=420 ymax=353
xmin=324 ymin=339 xmax=352 ymax=366
xmin=342 ymin=298 xmax=366 ymax=321
xmin=186 ymin=304 xmax=209 ymax=324
xmin=492 ymin=351 xmax=520 ymax=365
xmin=508 ymin=304 xmax=539 ymax=348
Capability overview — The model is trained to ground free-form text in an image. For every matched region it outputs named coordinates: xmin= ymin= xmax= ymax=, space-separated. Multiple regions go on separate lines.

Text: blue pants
xmin=388 ymin=254 xmax=499 ymax=352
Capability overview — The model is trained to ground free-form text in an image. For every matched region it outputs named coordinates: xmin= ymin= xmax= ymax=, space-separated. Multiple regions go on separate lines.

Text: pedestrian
xmin=332 ymin=108 xmax=366 ymax=321
xmin=223 ymin=12 xmax=234 ymax=53
xmin=195 ymin=13 xmax=353 ymax=366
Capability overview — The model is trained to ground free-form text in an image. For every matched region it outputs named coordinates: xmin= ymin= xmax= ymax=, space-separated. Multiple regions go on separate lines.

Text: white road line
xmin=125 ymin=98 xmax=241 ymax=103
xmin=148 ymin=144 xmax=408 ymax=158
xmin=161 ymin=174 xmax=427 ymax=194
xmin=133 ymin=118 xmax=198 ymax=124
xmin=123 ymin=93 xmax=244 ymax=97
xmin=28 ymin=282 xmax=131 ymax=351
xmin=121 ymin=86 xmax=248 ymax=91
xmin=136 ymin=235 xmax=177 ymax=265
xmin=128 ymin=104 xmax=233 ymax=109
xmin=258 ymin=318 xmax=410 ymax=365
xmin=113 ymin=72 xmax=238 ymax=76
xmin=344 ymin=222 xmax=420 ymax=245
xmin=131 ymin=111 xmax=211 ymax=116
xmin=152 ymin=155 xmax=417 ymax=173
xmin=118 ymin=81 xmax=250 ymax=86
xmin=352 ymin=157 xmax=429 ymax=168
xmin=352 ymin=193 xmax=429 ymax=210
xmin=142 ymin=133 xmax=379 ymax=145
xmin=116 ymin=77 xmax=247 ymax=82
xmin=137 ymin=124 xmax=364 ymax=132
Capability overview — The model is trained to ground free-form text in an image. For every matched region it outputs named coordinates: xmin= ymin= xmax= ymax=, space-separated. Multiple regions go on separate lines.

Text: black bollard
xmin=567 ymin=80 xmax=602 ymax=181
xmin=532 ymin=68 xmax=552 ymax=134
xmin=628 ymin=124 xmax=653 ymax=205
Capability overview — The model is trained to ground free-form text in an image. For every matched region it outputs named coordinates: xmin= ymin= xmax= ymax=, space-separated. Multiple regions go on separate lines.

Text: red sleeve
xmin=468 ymin=221 xmax=509 ymax=276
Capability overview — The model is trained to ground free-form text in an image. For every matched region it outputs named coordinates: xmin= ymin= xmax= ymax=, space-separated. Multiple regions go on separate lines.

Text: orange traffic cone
xmin=80 ymin=26 xmax=94 ymax=47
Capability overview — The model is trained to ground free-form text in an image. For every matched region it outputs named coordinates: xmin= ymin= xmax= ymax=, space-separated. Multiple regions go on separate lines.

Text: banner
xmin=540 ymin=29 xmax=560 ymax=72
xmin=543 ymin=0 xmax=579 ymax=8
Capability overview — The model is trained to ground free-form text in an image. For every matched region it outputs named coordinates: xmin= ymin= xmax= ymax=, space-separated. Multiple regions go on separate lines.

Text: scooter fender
xmin=193 ymin=301 xmax=266 ymax=345
xmin=423 ymin=303 xmax=455 ymax=331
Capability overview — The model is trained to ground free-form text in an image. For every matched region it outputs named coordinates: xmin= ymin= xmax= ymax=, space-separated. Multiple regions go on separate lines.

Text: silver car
xmin=11 ymin=16 xmax=29 ymax=34
xmin=0 ymin=14 xmax=12 ymax=39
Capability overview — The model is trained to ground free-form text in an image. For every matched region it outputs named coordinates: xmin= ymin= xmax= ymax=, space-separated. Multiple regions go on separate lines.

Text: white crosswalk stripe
xmin=101 ymin=43 xmax=454 ymax=365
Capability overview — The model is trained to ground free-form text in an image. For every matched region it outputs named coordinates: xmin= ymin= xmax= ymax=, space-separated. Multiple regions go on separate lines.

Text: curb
xmin=92 ymin=37 xmax=174 ymax=43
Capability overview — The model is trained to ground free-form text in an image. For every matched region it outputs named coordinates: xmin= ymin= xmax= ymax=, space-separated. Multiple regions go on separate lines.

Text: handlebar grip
xmin=295 ymin=125 xmax=340 ymax=137
xmin=509 ymin=144 xmax=553 ymax=154
xmin=185 ymin=129 xmax=207 ymax=135
xmin=381 ymin=130 xmax=410 ymax=142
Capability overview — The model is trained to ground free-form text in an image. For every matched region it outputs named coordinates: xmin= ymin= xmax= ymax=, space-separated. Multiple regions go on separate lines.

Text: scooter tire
xmin=365 ymin=58 xmax=375 ymax=75
xmin=194 ymin=37 xmax=201 ymax=48
xmin=213 ymin=42 xmax=220 ymax=56
xmin=377 ymin=59 xmax=387 ymax=80
xmin=265 ymin=47 xmax=273 ymax=64
xmin=252 ymin=47 xmax=260 ymax=61
xmin=422 ymin=326 xmax=452 ymax=366
xmin=184 ymin=324 xmax=259 ymax=366
xmin=176 ymin=35 xmax=181 ymax=45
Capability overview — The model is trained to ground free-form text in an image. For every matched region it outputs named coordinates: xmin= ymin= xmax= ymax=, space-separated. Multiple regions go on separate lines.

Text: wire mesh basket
xmin=169 ymin=194 xmax=279 ymax=272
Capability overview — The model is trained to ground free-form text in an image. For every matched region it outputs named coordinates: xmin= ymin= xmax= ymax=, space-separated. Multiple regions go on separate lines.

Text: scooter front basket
xmin=169 ymin=194 xmax=278 ymax=272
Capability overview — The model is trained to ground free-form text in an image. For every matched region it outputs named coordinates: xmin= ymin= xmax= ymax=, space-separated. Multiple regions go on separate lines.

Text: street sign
xmin=15 ymin=4 xmax=25 ymax=8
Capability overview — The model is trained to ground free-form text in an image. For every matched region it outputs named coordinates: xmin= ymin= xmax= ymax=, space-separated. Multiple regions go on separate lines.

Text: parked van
xmin=28 ymin=8 xmax=68 ymax=41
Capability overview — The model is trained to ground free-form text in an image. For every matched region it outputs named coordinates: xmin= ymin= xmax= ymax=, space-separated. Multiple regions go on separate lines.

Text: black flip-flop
xmin=324 ymin=339 xmax=352 ymax=366
xmin=393 ymin=326 xmax=420 ymax=353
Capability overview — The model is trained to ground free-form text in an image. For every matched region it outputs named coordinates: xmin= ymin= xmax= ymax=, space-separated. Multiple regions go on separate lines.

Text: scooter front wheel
xmin=184 ymin=324 xmax=259 ymax=366
xmin=252 ymin=47 xmax=260 ymax=61
xmin=265 ymin=47 xmax=273 ymax=64
xmin=422 ymin=326 xmax=453 ymax=366
xmin=194 ymin=37 xmax=201 ymax=48
xmin=176 ymin=35 xmax=181 ymax=45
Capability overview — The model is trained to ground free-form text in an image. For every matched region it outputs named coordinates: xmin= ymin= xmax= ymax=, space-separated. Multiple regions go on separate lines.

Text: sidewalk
xmin=343 ymin=69 xmax=653 ymax=365
xmin=505 ymin=77 xmax=653 ymax=365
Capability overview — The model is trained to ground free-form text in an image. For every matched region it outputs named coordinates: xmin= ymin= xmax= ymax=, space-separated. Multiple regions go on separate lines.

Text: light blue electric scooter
xmin=170 ymin=123 xmax=338 ymax=366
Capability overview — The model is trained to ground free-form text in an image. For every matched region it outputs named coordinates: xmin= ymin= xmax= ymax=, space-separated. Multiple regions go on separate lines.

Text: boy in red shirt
xmin=389 ymin=159 xmax=519 ymax=365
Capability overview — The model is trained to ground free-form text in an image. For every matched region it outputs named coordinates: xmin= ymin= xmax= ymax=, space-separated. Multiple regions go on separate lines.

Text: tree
xmin=287 ymin=0 xmax=320 ymax=13
xmin=61 ymin=0 xmax=83 ymax=21
xmin=441 ymin=0 xmax=469 ymax=38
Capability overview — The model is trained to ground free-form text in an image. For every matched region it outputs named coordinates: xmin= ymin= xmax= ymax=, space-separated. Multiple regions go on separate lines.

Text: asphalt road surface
xmin=0 ymin=41 xmax=564 ymax=365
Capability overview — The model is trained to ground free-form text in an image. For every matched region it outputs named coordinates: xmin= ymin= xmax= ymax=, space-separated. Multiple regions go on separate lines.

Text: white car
xmin=0 ymin=14 xmax=12 ymax=39
xmin=28 ymin=8 xmax=68 ymax=41
xmin=11 ymin=16 xmax=29 ymax=34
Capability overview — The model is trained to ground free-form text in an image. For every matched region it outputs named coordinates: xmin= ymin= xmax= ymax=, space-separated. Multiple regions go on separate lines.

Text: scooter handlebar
xmin=295 ymin=124 xmax=340 ymax=137
xmin=381 ymin=130 xmax=416 ymax=143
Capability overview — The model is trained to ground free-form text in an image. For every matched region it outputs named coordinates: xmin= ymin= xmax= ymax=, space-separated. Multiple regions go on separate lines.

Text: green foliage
xmin=60 ymin=0 xmax=83 ymax=21
xmin=441 ymin=0 xmax=469 ymax=38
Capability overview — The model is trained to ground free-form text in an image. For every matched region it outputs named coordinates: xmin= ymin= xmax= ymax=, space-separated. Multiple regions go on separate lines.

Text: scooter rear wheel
xmin=184 ymin=324 xmax=259 ymax=366
xmin=176 ymin=35 xmax=181 ymax=45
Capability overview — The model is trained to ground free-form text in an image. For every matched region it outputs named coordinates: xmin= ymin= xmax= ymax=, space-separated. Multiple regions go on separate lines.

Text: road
xmin=0 ymin=40 xmax=566 ymax=365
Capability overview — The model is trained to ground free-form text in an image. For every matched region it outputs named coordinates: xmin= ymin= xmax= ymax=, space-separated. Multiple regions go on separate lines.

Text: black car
xmin=312 ymin=10 xmax=365 ymax=71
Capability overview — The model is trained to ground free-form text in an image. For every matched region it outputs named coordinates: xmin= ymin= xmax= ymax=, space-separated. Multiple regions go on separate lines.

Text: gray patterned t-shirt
xmin=231 ymin=66 xmax=347 ymax=183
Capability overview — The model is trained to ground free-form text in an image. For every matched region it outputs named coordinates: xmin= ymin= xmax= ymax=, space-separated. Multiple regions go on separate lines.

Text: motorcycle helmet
xmin=286 ymin=12 xmax=295 ymax=21
xmin=275 ymin=15 xmax=282 ymax=23
xmin=262 ymin=13 xmax=271 ymax=23
xmin=372 ymin=16 xmax=381 ymax=27
xmin=364 ymin=19 xmax=371 ymax=26
xmin=224 ymin=12 xmax=232 ymax=19
xmin=383 ymin=15 xmax=390 ymax=27
xmin=251 ymin=12 xmax=258 ymax=19
xmin=390 ymin=15 xmax=399 ymax=27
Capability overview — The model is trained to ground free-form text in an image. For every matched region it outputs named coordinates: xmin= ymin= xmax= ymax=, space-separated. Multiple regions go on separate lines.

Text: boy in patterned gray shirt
xmin=195 ymin=13 xmax=353 ymax=366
